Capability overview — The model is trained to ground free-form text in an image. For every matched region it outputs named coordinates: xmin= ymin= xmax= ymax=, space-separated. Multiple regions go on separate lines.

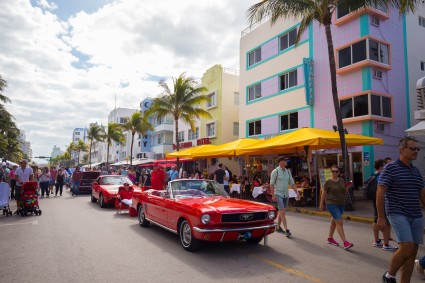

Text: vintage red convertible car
xmin=132 ymin=179 xmax=277 ymax=251
xmin=91 ymin=175 xmax=141 ymax=208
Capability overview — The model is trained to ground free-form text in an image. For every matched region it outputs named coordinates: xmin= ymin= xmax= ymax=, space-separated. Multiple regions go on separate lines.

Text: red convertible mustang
xmin=132 ymin=179 xmax=277 ymax=251
xmin=91 ymin=175 xmax=141 ymax=208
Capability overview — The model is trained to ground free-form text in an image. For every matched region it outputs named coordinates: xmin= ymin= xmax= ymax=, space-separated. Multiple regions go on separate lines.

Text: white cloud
xmin=0 ymin=0 xmax=257 ymax=158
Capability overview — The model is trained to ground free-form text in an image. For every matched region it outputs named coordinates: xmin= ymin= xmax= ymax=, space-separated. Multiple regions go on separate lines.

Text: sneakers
xmin=415 ymin=259 xmax=425 ymax=275
xmin=382 ymin=271 xmax=397 ymax=283
xmin=382 ymin=244 xmax=398 ymax=251
xmin=275 ymin=226 xmax=284 ymax=233
xmin=327 ymin=237 xmax=339 ymax=246
xmin=373 ymin=239 xmax=383 ymax=247
xmin=343 ymin=241 xmax=353 ymax=250
xmin=285 ymin=229 xmax=292 ymax=237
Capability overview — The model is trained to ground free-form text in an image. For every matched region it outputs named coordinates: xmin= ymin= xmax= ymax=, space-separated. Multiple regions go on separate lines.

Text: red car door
xmin=146 ymin=192 xmax=168 ymax=226
xmin=92 ymin=177 xmax=101 ymax=199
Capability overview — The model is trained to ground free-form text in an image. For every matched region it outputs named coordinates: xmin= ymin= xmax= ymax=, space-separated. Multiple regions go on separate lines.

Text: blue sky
xmin=0 ymin=0 xmax=257 ymax=159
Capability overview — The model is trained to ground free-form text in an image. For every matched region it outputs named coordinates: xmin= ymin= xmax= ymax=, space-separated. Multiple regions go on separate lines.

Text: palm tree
xmin=87 ymin=123 xmax=104 ymax=168
xmin=0 ymin=74 xmax=10 ymax=104
xmin=102 ymin=122 xmax=126 ymax=167
xmin=146 ymin=73 xmax=212 ymax=166
xmin=247 ymin=0 xmax=419 ymax=179
xmin=75 ymin=139 xmax=88 ymax=165
xmin=122 ymin=112 xmax=153 ymax=166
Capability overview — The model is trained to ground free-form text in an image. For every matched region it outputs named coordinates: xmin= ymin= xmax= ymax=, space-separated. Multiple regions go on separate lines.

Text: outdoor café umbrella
xmin=165 ymin=144 xmax=216 ymax=158
xmin=190 ymin=138 xmax=264 ymax=158
xmin=237 ymin=127 xmax=384 ymax=156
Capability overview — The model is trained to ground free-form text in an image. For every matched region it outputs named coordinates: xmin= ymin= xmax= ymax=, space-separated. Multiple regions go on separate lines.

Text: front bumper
xmin=192 ymin=223 xmax=277 ymax=242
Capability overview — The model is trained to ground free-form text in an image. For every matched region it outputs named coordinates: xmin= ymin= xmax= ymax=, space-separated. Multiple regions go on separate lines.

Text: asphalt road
xmin=1 ymin=190 xmax=425 ymax=283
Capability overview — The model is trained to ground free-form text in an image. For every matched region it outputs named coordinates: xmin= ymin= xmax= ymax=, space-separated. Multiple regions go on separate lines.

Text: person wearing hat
xmin=151 ymin=162 xmax=166 ymax=190
xmin=14 ymin=159 xmax=34 ymax=213
xmin=270 ymin=156 xmax=298 ymax=237
xmin=117 ymin=182 xmax=133 ymax=206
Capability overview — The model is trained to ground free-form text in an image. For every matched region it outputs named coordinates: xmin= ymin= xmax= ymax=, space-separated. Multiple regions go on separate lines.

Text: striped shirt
xmin=378 ymin=159 xmax=424 ymax=218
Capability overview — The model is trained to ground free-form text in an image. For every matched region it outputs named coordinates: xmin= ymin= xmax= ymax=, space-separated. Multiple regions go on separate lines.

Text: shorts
xmin=15 ymin=186 xmax=22 ymax=201
xmin=276 ymin=195 xmax=289 ymax=210
xmin=387 ymin=214 xmax=424 ymax=244
xmin=326 ymin=204 xmax=345 ymax=220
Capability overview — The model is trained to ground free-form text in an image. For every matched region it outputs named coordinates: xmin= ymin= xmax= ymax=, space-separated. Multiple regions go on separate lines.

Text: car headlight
xmin=201 ymin=214 xmax=211 ymax=224
xmin=268 ymin=210 xmax=276 ymax=220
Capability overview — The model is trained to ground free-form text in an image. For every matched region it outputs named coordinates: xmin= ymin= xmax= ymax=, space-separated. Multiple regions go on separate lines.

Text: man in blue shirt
xmin=378 ymin=136 xmax=425 ymax=283
xmin=167 ymin=166 xmax=179 ymax=181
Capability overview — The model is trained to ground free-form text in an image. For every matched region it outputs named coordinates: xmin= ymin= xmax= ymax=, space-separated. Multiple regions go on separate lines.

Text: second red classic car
xmin=91 ymin=175 xmax=141 ymax=208
xmin=131 ymin=179 xmax=277 ymax=251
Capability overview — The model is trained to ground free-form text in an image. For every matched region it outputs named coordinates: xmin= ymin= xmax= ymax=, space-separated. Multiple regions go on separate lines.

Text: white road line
xmin=0 ymin=220 xmax=38 ymax=227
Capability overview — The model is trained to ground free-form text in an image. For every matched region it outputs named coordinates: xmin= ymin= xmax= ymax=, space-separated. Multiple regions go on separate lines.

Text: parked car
xmin=91 ymin=175 xmax=141 ymax=208
xmin=132 ymin=179 xmax=277 ymax=251
xmin=78 ymin=171 xmax=101 ymax=194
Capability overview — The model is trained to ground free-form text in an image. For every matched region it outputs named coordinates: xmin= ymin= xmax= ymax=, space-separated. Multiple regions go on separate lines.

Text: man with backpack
xmin=368 ymin=159 xmax=397 ymax=251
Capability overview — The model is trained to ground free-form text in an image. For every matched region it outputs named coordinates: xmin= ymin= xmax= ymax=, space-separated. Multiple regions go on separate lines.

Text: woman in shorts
xmin=320 ymin=165 xmax=353 ymax=250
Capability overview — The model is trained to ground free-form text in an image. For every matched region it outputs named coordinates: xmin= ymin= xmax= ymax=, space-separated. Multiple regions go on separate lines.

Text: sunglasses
xmin=405 ymin=147 xmax=420 ymax=152
xmin=331 ymin=170 xmax=339 ymax=173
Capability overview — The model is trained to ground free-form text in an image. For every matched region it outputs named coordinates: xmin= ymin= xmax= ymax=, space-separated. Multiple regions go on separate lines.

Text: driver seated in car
xmin=117 ymin=182 xmax=133 ymax=206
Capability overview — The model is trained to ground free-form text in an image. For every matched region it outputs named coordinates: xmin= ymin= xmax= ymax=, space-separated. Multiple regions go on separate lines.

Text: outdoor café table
xmin=230 ymin=184 xmax=241 ymax=195
xmin=252 ymin=186 xmax=266 ymax=198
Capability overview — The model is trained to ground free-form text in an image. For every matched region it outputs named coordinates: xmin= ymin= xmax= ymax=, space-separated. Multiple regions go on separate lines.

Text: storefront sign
xmin=363 ymin=151 xmax=370 ymax=165
xmin=197 ymin=138 xmax=211 ymax=145
xmin=173 ymin=142 xmax=193 ymax=150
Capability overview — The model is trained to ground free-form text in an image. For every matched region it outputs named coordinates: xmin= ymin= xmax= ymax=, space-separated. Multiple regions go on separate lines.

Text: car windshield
xmin=170 ymin=180 xmax=229 ymax=198
xmin=101 ymin=176 xmax=133 ymax=186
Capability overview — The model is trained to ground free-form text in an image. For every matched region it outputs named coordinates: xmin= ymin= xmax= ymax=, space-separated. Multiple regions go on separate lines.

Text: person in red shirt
xmin=117 ymin=182 xmax=133 ymax=206
xmin=71 ymin=166 xmax=83 ymax=196
xmin=151 ymin=162 xmax=166 ymax=190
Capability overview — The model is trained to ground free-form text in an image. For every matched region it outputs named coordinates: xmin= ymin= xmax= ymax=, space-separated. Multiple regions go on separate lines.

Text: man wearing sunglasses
xmin=378 ymin=136 xmax=425 ymax=283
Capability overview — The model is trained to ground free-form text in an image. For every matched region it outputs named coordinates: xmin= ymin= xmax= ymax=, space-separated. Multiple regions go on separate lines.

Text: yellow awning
xmin=191 ymin=138 xmax=264 ymax=158
xmin=165 ymin=144 xmax=216 ymax=158
xmin=238 ymin=128 xmax=384 ymax=155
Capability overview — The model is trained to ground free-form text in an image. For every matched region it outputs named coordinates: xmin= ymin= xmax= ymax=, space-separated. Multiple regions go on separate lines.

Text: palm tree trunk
xmin=324 ymin=23 xmax=349 ymax=181
xmin=130 ymin=132 xmax=134 ymax=166
xmin=106 ymin=143 xmax=110 ymax=170
xmin=89 ymin=140 xmax=93 ymax=169
xmin=175 ymin=119 xmax=180 ymax=169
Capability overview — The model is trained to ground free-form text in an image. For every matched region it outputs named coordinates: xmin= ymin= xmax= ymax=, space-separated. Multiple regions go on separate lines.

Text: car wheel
xmin=138 ymin=205 xmax=150 ymax=227
xmin=246 ymin=237 xmax=263 ymax=244
xmin=179 ymin=219 xmax=200 ymax=252
xmin=99 ymin=194 xmax=106 ymax=208
xmin=91 ymin=194 xmax=97 ymax=203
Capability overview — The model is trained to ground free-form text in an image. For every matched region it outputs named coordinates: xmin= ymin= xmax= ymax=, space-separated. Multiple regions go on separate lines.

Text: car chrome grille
xmin=221 ymin=212 xmax=267 ymax=223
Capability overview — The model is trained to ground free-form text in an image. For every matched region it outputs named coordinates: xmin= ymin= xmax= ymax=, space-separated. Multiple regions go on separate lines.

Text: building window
xmin=156 ymin=116 xmax=163 ymax=125
xmin=369 ymin=2 xmax=388 ymax=13
xmin=206 ymin=122 xmax=216 ymax=137
xmin=206 ymin=91 xmax=217 ymax=108
xmin=233 ymin=122 xmax=239 ymax=136
xmin=279 ymin=70 xmax=297 ymax=91
xmin=248 ymin=120 xmax=261 ymax=136
xmin=280 ymin=112 xmax=298 ymax=131
xmin=188 ymin=127 xmax=199 ymax=140
xmin=421 ymin=61 xmax=425 ymax=71
xmin=419 ymin=16 xmax=425 ymax=27
xmin=157 ymin=135 xmax=162 ymax=145
xmin=248 ymin=47 xmax=261 ymax=66
xmin=248 ymin=83 xmax=261 ymax=101
xmin=337 ymin=1 xmax=364 ymax=19
xmin=178 ymin=131 xmax=184 ymax=143
xmin=234 ymin=92 xmax=239 ymax=105
xmin=340 ymin=93 xmax=392 ymax=119
xmin=118 ymin=117 xmax=127 ymax=124
xmin=75 ymin=132 xmax=80 ymax=136
xmin=338 ymin=38 xmax=389 ymax=69
xmin=279 ymin=28 xmax=297 ymax=52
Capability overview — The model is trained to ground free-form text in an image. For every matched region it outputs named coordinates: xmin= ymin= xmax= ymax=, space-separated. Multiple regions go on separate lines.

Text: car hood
xmin=176 ymin=197 xmax=274 ymax=213
xmin=101 ymin=185 xmax=142 ymax=194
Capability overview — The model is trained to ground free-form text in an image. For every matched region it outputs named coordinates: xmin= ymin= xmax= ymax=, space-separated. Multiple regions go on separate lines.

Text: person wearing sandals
xmin=320 ymin=165 xmax=353 ymax=250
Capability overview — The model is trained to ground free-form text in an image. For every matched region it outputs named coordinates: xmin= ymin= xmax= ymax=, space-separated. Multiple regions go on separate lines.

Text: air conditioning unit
xmin=371 ymin=17 xmax=380 ymax=27
xmin=376 ymin=122 xmax=385 ymax=133
xmin=374 ymin=69 xmax=383 ymax=80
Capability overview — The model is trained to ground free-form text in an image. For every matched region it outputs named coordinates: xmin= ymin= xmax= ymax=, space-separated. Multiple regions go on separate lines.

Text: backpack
xmin=363 ymin=173 xmax=379 ymax=200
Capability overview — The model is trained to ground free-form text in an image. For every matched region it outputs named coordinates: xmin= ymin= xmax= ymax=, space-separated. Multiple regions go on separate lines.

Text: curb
xmin=286 ymin=207 xmax=374 ymax=225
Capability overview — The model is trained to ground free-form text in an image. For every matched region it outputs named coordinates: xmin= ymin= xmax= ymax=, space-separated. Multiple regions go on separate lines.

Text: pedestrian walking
xmin=14 ymin=159 xmax=34 ymax=214
xmin=39 ymin=167 xmax=50 ymax=198
xmin=49 ymin=166 xmax=57 ymax=195
xmin=270 ymin=156 xmax=299 ymax=237
xmin=378 ymin=136 xmax=425 ymax=283
xmin=71 ymin=166 xmax=83 ymax=196
xmin=214 ymin=163 xmax=227 ymax=192
xmin=9 ymin=165 xmax=17 ymax=200
xmin=319 ymin=165 xmax=353 ymax=250
xmin=370 ymin=159 xmax=397 ymax=251
xmin=55 ymin=168 xmax=65 ymax=196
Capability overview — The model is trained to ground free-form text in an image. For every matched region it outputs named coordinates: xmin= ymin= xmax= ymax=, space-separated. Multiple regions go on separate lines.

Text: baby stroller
xmin=19 ymin=181 xmax=42 ymax=217
xmin=0 ymin=182 xmax=13 ymax=216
